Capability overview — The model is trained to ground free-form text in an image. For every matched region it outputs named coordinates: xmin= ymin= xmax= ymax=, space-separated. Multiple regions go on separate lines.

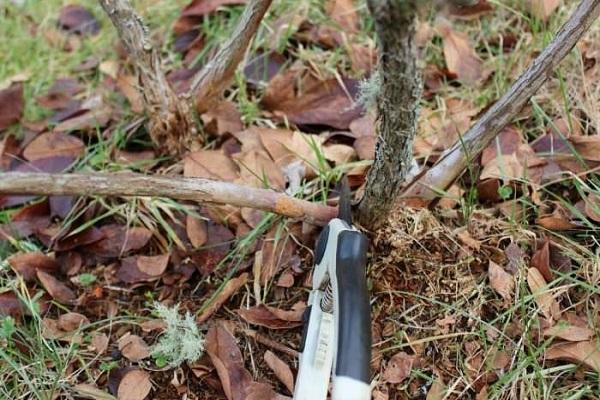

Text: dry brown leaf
xmin=584 ymin=193 xmax=600 ymax=223
xmin=527 ymin=267 xmax=561 ymax=321
xmin=326 ymin=0 xmax=359 ymax=33
xmin=197 ymin=273 xmax=249 ymax=323
xmin=536 ymin=216 xmax=578 ymax=230
xmin=118 ymin=333 xmax=150 ymax=362
xmin=543 ymin=323 xmax=593 ymax=342
xmin=569 ymin=135 xmax=600 ymax=162
xmin=0 ymin=84 xmax=24 ymax=131
xmin=91 ymin=333 xmax=109 ymax=355
xmin=531 ymin=240 xmax=552 ymax=281
xmin=184 ymin=150 xmax=240 ymax=181
xmin=37 ymin=270 xmax=76 ymax=304
xmin=323 ymin=144 xmax=356 ymax=165
xmin=54 ymin=105 xmax=112 ymax=133
xmin=205 ymin=322 xmax=254 ymax=400
xmin=528 ymin=0 xmax=560 ymax=21
xmin=264 ymin=350 xmax=294 ymax=394
xmin=0 ymin=292 xmax=26 ymax=317
xmin=136 ymin=254 xmax=170 ymax=276
xmin=139 ymin=319 xmax=167 ymax=333
xmin=23 ymin=132 xmax=85 ymax=161
xmin=437 ymin=20 xmax=483 ymax=84
xmin=545 ymin=341 xmax=600 ymax=372
xmin=426 ymin=377 xmax=446 ymax=400
xmin=58 ymin=4 xmax=100 ymax=35
xmin=354 ymin=135 xmax=376 ymax=160
xmin=8 ymin=252 xmax=59 ymax=282
xmin=488 ymin=261 xmax=514 ymax=303
xmin=234 ymin=150 xmax=286 ymax=189
xmin=117 ymin=369 xmax=152 ymax=400
xmin=383 ymin=352 xmax=414 ymax=383
xmin=58 ymin=312 xmax=89 ymax=331
xmin=237 ymin=304 xmax=304 ymax=329
xmin=456 ymin=229 xmax=481 ymax=251
xmin=186 ymin=215 xmax=208 ymax=248
xmin=201 ymin=100 xmax=243 ymax=136
xmin=116 ymin=73 xmax=144 ymax=114
xmin=86 ymin=225 xmax=153 ymax=258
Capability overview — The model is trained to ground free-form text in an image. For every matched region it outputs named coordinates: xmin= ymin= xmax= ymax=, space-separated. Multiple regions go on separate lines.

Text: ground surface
xmin=0 ymin=0 xmax=599 ymax=399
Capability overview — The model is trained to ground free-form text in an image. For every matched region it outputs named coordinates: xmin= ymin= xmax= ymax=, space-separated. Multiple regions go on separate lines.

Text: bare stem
xmin=356 ymin=0 xmax=421 ymax=228
xmin=188 ymin=0 xmax=273 ymax=113
xmin=402 ymin=0 xmax=600 ymax=200
xmin=0 ymin=172 xmax=337 ymax=225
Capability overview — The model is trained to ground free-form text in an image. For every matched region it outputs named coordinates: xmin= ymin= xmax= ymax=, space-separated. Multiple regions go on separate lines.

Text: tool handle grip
xmin=333 ymin=230 xmax=371 ymax=399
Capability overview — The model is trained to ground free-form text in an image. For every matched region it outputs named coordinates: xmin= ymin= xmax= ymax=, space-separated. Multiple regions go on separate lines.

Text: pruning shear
xmin=294 ymin=180 xmax=371 ymax=400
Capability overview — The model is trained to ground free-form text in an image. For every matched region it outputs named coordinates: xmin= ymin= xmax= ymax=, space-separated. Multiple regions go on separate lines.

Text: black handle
xmin=334 ymin=230 xmax=370 ymax=383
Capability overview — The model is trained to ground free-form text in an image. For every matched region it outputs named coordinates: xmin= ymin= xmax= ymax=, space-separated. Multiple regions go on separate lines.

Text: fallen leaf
xmin=91 ymin=333 xmax=110 ymax=355
xmin=531 ymin=240 xmax=552 ymax=281
xmin=263 ymin=72 xmax=362 ymax=130
xmin=237 ymin=304 xmax=304 ymax=329
xmin=180 ymin=0 xmax=246 ymax=17
xmin=528 ymin=0 xmax=560 ymax=21
xmin=527 ymin=267 xmax=561 ymax=321
xmin=543 ymin=322 xmax=593 ymax=342
xmin=193 ymin=221 xmax=235 ymax=276
xmin=383 ymin=352 xmax=414 ymax=383
xmin=8 ymin=252 xmax=59 ymax=282
xmin=23 ymin=132 xmax=85 ymax=161
xmin=187 ymin=215 xmax=208 ymax=248
xmin=426 ymin=376 xmax=446 ymax=400
xmin=449 ymin=0 xmax=494 ymax=18
xmin=264 ymin=350 xmax=294 ymax=394
xmin=37 ymin=270 xmax=76 ymax=304
xmin=0 ymin=84 xmax=24 ymax=130
xmin=0 ymin=292 xmax=25 ymax=317
xmin=201 ymin=100 xmax=243 ymax=136
xmin=545 ymin=341 xmax=600 ymax=372
xmin=488 ymin=261 xmax=514 ymax=303
xmin=58 ymin=312 xmax=89 ymax=331
xmin=584 ymin=194 xmax=600 ymax=223
xmin=86 ymin=225 xmax=153 ymax=258
xmin=205 ymin=322 xmax=254 ymax=400
xmin=118 ymin=333 xmax=150 ymax=362
xmin=569 ymin=135 xmax=600 ymax=162
xmin=117 ymin=369 xmax=152 ymax=400
xmin=260 ymin=228 xmax=296 ymax=285
xmin=73 ymin=383 xmax=117 ymax=400
xmin=117 ymin=254 xmax=170 ymax=283
xmin=58 ymin=5 xmax=100 ymax=35
xmin=244 ymin=51 xmax=286 ymax=86
xmin=323 ymin=144 xmax=356 ymax=165
xmin=37 ymin=78 xmax=83 ymax=110
xmin=354 ymin=135 xmax=376 ymax=160
xmin=437 ymin=20 xmax=484 ymax=84
xmin=53 ymin=105 xmax=112 ymax=133
xmin=326 ymin=0 xmax=359 ymax=33
xmin=234 ymin=150 xmax=286 ymax=189
xmin=184 ymin=150 xmax=240 ymax=181
xmin=116 ymin=73 xmax=144 ymax=114
xmin=197 ymin=273 xmax=249 ymax=323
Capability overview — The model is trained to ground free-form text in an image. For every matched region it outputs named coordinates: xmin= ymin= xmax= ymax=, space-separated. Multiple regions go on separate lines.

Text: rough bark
xmin=402 ymin=0 xmax=600 ymax=201
xmin=0 ymin=172 xmax=337 ymax=225
xmin=189 ymin=0 xmax=273 ymax=113
xmin=99 ymin=0 xmax=199 ymax=155
xmin=356 ymin=0 xmax=421 ymax=228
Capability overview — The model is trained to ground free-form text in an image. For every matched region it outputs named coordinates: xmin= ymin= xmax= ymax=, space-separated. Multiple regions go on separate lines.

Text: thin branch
xmin=402 ymin=0 xmax=600 ymax=200
xmin=0 ymin=172 xmax=337 ymax=225
xmin=188 ymin=0 xmax=273 ymax=113
xmin=99 ymin=0 xmax=199 ymax=155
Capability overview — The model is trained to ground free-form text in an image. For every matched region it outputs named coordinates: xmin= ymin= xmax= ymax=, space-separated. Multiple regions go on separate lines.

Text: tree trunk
xmin=356 ymin=0 xmax=421 ymax=229
xmin=99 ymin=0 xmax=199 ymax=155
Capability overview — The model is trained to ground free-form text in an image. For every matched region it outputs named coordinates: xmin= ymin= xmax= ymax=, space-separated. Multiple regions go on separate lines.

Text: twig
xmin=402 ymin=0 xmax=600 ymax=200
xmin=0 ymin=172 xmax=337 ymax=225
xmin=99 ymin=0 xmax=199 ymax=155
xmin=238 ymin=327 xmax=299 ymax=357
xmin=188 ymin=0 xmax=273 ymax=113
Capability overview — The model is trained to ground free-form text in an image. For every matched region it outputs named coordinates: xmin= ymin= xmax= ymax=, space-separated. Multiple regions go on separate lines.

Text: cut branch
xmin=402 ymin=0 xmax=600 ymax=201
xmin=188 ymin=0 xmax=273 ymax=113
xmin=99 ymin=0 xmax=199 ymax=155
xmin=356 ymin=0 xmax=421 ymax=228
xmin=0 ymin=172 xmax=337 ymax=225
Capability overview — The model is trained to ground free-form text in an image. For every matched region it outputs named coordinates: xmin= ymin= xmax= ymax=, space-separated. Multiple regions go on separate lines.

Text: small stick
xmin=238 ymin=327 xmax=299 ymax=358
xmin=0 ymin=172 xmax=337 ymax=225
xmin=402 ymin=0 xmax=600 ymax=200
